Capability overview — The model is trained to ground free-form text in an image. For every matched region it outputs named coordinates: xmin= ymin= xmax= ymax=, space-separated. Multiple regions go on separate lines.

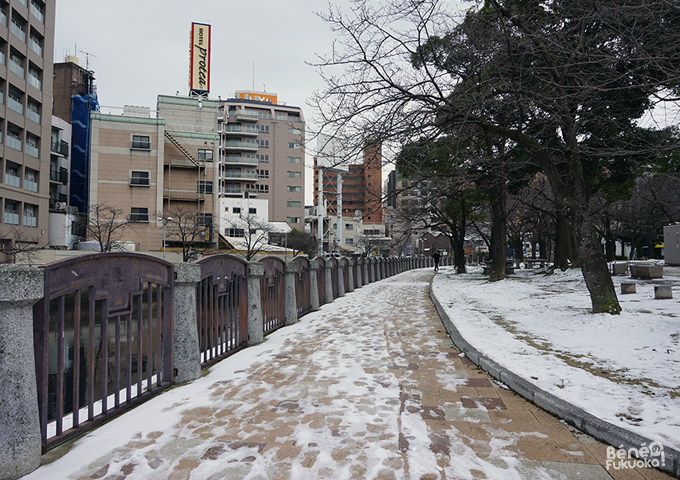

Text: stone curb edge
xmin=428 ymin=278 xmax=680 ymax=477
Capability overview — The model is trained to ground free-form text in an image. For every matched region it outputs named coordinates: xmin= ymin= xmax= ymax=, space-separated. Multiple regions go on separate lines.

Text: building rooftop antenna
xmin=78 ymin=50 xmax=97 ymax=70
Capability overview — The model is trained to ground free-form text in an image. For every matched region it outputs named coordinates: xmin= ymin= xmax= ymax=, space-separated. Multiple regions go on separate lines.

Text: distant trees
xmin=0 ymin=227 xmax=44 ymax=264
xmin=286 ymin=229 xmax=317 ymax=257
xmin=86 ymin=203 xmax=131 ymax=253
xmin=162 ymin=207 xmax=214 ymax=262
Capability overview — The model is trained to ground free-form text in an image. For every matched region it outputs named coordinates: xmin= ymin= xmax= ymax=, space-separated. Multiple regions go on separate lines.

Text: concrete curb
xmin=428 ymin=277 xmax=680 ymax=477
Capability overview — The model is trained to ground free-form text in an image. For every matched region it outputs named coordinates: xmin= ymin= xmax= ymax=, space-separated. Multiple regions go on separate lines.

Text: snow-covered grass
xmin=431 ymin=264 xmax=680 ymax=450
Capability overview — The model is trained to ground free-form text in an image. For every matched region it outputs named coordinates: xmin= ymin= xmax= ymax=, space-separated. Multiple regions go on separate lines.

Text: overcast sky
xmin=54 ymin=1 xmax=349 ymax=202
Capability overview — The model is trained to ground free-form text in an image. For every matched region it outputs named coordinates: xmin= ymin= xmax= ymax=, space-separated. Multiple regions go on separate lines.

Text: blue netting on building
xmin=69 ymin=94 xmax=99 ymax=212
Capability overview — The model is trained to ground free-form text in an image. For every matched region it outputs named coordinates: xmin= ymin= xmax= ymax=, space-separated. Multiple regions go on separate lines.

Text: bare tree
xmin=226 ymin=213 xmax=277 ymax=261
xmin=0 ymin=227 xmax=44 ymax=264
xmin=311 ymin=0 xmax=680 ymax=313
xmin=163 ymin=207 xmax=215 ymax=262
xmin=86 ymin=204 xmax=131 ymax=252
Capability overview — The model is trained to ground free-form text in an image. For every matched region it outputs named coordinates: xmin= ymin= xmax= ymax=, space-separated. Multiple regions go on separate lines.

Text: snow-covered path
xmin=24 ymin=269 xmax=655 ymax=479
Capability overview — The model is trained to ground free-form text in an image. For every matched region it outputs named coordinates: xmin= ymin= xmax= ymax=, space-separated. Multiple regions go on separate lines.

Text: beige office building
xmin=0 ymin=0 xmax=54 ymax=261
xmin=87 ymin=96 xmax=219 ymax=251
xmin=218 ymin=91 xmax=305 ymax=234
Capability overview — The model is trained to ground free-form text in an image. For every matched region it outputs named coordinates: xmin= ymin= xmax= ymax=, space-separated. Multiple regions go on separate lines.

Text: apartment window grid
xmin=286 ymin=171 xmax=301 ymax=178
xmin=130 ymin=135 xmax=151 ymax=150
xmin=10 ymin=15 xmax=26 ymax=42
xmin=129 ymin=171 xmax=150 ymax=186
xmin=287 ymin=142 xmax=301 ymax=149
xmin=9 ymin=52 xmax=24 ymax=78
xmin=30 ymin=0 xmax=43 ymax=23
xmin=7 ymin=88 xmax=22 ymax=114
xmin=4 ymin=200 xmax=19 ymax=225
xmin=129 ymin=207 xmax=149 ymax=223
xmin=197 ymin=181 xmax=213 ymax=194
xmin=287 ymin=186 xmax=301 ymax=193
xmin=256 ymin=169 xmax=269 ymax=179
xmin=226 ymin=228 xmax=245 ymax=237
xmin=5 ymin=162 xmax=20 ymax=188
xmin=287 ymin=156 xmax=301 ymax=164
xmin=17 ymin=0 xmax=27 ymax=7
xmin=6 ymin=126 xmax=21 ymax=151
xmin=23 ymin=203 xmax=36 ymax=227
xmin=246 ymin=184 xmax=269 ymax=194
xmin=256 ymin=154 xmax=269 ymax=163
xmin=197 ymin=213 xmax=213 ymax=226
xmin=24 ymin=168 xmax=37 ymax=192
xmin=27 ymin=99 xmax=40 ymax=124
xmin=286 ymin=217 xmax=301 ymax=224
xmin=197 ymin=149 xmax=213 ymax=162
xmin=28 ymin=65 xmax=41 ymax=90
xmin=0 ymin=7 xmax=6 ymax=27
xmin=255 ymin=139 xmax=269 ymax=149
xmin=25 ymin=133 xmax=38 ymax=158
xmin=287 ymin=201 xmax=301 ymax=208
xmin=28 ymin=32 xmax=42 ymax=56
xmin=0 ymin=48 xmax=5 ymax=66
xmin=256 ymin=124 xmax=269 ymax=134
xmin=287 ymin=127 xmax=302 ymax=135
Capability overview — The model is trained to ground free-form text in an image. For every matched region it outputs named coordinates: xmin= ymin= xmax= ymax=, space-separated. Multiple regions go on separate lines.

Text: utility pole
xmin=337 ymin=172 xmax=343 ymax=250
xmin=317 ymin=167 xmax=324 ymax=257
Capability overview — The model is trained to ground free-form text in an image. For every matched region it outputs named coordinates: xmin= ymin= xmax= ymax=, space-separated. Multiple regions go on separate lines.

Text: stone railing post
xmin=325 ymin=261 xmax=334 ymax=303
xmin=347 ymin=259 xmax=355 ymax=292
xmin=285 ymin=262 xmax=298 ymax=326
xmin=368 ymin=258 xmax=375 ymax=283
xmin=363 ymin=258 xmax=370 ymax=284
xmin=381 ymin=258 xmax=387 ymax=279
xmin=0 ymin=265 xmax=43 ymax=479
xmin=338 ymin=262 xmax=346 ymax=297
xmin=173 ymin=263 xmax=201 ymax=385
xmin=247 ymin=262 xmax=265 ymax=346
xmin=355 ymin=258 xmax=364 ymax=289
xmin=309 ymin=260 xmax=320 ymax=311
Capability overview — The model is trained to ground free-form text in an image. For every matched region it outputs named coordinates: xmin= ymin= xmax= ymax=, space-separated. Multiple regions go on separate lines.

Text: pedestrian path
xmin=28 ymin=270 xmax=667 ymax=479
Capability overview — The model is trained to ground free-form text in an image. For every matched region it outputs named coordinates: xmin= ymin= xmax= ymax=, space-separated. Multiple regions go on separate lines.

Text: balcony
xmin=220 ymin=186 xmax=243 ymax=197
xmin=165 ymin=157 xmax=206 ymax=169
xmin=51 ymin=140 xmax=69 ymax=157
xmin=221 ymin=155 xmax=259 ymax=166
xmin=223 ymin=140 xmax=258 ymax=152
xmin=50 ymin=167 xmax=68 ymax=185
xmin=163 ymin=189 xmax=205 ymax=202
xmin=221 ymin=170 xmax=258 ymax=182
xmin=222 ymin=124 xmax=258 ymax=137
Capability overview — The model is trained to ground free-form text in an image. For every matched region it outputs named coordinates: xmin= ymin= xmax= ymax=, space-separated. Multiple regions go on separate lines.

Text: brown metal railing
xmin=33 ymin=254 xmax=174 ymax=451
xmin=316 ymin=258 xmax=326 ymax=306
xmin=196 ymin=255 xmax=248 ymax=367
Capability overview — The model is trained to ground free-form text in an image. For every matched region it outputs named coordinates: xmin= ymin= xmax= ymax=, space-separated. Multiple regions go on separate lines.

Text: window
xmin=7 ymin=87 xmax=22 ymax=114
xmin=24 ymin=168 xmax=37 ymax=192
xmin=255 ymin=139 xmax=269 ymax=149
xmin=26 ymin=98 xmax=40 ymax=124
xmin=288 ymin=142 xmax=301 ymax=149
xmin=197 ymin=213 xmax=212 ymax=226
xmin=30 ymin=0 xmax=43 ymax=23
xmin=23 ymin=204 xmax=36 ymax=227
xmin=28 ymin=65 xmax=41 ymax=90
xmin=287 ymin=186 xmax=301 ymax=193
xmin=256 ymin=154 xmax=269 ymax=163
xmin=287 ymin=201 xmax=301 ymax=208
xmin=346 ymin=238 xmax=354 ymax=245
xmin=129 ymin=208 xmax=149 ymax=223
xmin=197 ymin=181 xmax=213 ymax=194
xmin=4 ymin=200 xmax=19 ymax=225
xmin=232 ymin=207 xmax=241 ymax=214
xmin=287 ymin=171 xmax=301 ymax=178
xmin=0 ymin=47 xmax=5 ymax=66
xmin=9 ymin=52 xmax=24 ymax=78
xmin=256 ymin=169 xmax=269 ymax=178
xmin=11 ymin=15 xmax=26 ymax=42
xmin=287 ymin=156 xmax=301 ymax=164
xmin=345 ymin=223 xmax=354 ymax=230
xmin=130 ymin=171 xmax=150 ymax=186
xmin=198 ymin=149 xmax=213 ymax=162
xmin=248 ymin=207 xmax=257 ymax=214
xmin=131 ymin=135 xmax=151 ymax=150
xmin=5 ymin=162 xmax=20 ymax=187
xmin=246 ymin=184 xmax=269 ymax=193
xmin=6 ymin=125 xmax=21 ymax=151
xmin=256 ymin=124 xmax=269 ymax=134
xmin=29 ymin=31 xmax=42 ymax=56
xmin=288 ymin=127 xmax=302 ymax=135
xmin=25 ymin=133 xmax=38 ymax=157
xmin=226 ymin=228 xmax=245 ymax=237
xmin=286 ymin=217 xmax=301 ymax=224
xmin=0 ymin=6 xmax=6 ymax=27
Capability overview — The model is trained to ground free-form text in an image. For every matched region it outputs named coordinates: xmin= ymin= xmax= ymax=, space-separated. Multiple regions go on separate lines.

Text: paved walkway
xmin=32 ymin=270 xmax=668 ymax=480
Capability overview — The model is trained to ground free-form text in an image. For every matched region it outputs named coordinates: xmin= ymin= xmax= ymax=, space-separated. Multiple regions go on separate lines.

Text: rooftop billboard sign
xmin=189 ymin=23 xmax=211 ymax=94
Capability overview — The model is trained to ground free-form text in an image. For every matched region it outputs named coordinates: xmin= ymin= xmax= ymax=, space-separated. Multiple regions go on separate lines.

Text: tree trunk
xmin=454 ymin=217 xmax=467 ymax=274
xmin=488 ymin=181 xmax=507 ymax=282
xmin=553 ymin=210 xmax=573 ymax=270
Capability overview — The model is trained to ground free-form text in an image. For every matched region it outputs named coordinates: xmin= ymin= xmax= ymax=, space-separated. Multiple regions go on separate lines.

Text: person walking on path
xmin=432 ymin=250 xmax=441 ymax=271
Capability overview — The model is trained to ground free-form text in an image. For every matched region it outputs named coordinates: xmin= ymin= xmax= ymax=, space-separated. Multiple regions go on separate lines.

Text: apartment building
xmin=218 ymin=91 xmax=305 ymax=236
xmin=0 ymin=0 xmax=54 ymax=261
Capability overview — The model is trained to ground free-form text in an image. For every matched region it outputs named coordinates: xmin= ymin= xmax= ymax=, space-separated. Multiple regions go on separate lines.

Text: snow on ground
xmin=431 ymin=264 xmax=680 ymax=450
